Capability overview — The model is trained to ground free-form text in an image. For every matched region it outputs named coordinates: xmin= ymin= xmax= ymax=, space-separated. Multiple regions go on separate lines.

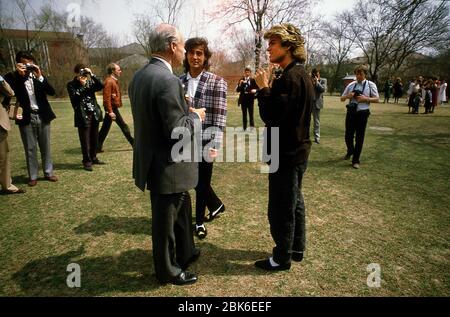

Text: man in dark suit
xmin=129 ymin=24 xmax=206 ymax=286
xmin=236 ymin=66 xmax=259 ymax=130
xmin=3 ymin=51 xmax=57 ymax=187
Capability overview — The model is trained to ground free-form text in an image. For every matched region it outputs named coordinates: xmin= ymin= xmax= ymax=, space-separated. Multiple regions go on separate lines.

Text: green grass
xmin=1 ymin=94 xmax=449 ymax=296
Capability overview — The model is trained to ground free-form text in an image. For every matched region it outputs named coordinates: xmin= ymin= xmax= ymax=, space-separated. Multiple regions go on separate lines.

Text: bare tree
xmin=153 ymin=0 xmax=186 ymax=24
xmin=132 ymin=14 xmax=156 ymax=57
xmin=322 ymin=14 xmax=356 ymax=94
xmin=230 ymin=27 xmax=255 ymax=68
xmin=210 ymin=0 xmax=312 ymax=70
xmin=344 ymin=0 xmax=450 ymax=84
xmin=13 ymin=0 xmax=55 ymax=51
xmin=132 ymin=0 xmax=187 ymax=57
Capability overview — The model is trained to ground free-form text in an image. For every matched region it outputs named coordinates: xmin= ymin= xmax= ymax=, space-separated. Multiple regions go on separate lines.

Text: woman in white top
xmin=438 ymin=80 xmax=447 ymax=104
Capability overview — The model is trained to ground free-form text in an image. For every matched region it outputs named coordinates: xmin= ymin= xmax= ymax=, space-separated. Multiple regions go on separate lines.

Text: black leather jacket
xmin=67 ymin=76 xmax=103 ymax=128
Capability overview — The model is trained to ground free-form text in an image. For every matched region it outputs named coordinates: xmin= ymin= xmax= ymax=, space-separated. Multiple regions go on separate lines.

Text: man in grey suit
xmin=311 ymin=68 xmax=326 ymax=144
xmin=129 ymin=24 xmax=206 ymax=286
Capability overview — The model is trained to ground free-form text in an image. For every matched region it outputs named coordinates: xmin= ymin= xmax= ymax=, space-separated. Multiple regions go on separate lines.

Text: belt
xmin=30 ymin=109 xmax=39 ymax=114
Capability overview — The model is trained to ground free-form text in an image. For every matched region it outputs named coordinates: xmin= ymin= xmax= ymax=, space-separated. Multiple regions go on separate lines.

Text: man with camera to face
xmin=3 ymin=51 xmax=57 ymax=186
xmin=236 ymin=66 xmax=258 ymax=131
xmin=340 ymin=65 xmax=379 ymax=169
xmin=67 ymin=64 xmax=105 ymax=171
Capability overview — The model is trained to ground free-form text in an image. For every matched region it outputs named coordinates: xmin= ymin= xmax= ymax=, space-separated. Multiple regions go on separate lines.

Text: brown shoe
xmin=1 ymin=188 xmax=26 ymax=195
xmin=45 ymin=175 xmax=58 ymax=182
xmin=28 ymin=179 xmax=37 ymax=187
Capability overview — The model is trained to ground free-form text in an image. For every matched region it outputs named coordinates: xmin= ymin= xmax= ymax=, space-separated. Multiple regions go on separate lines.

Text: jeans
xmin=268 ymin=160 xmax=308 ymax=265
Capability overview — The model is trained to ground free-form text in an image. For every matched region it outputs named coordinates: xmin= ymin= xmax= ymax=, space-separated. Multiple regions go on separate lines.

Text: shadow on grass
xmin=11 ymin=174 xmax=29 ymax=185
xmin=63 ymin=147 xmax=81 ymax=155
xmin=12 ymin=246 xmax=158 ymax=296
xmin=74 ymin=216 xmax=152 ymax=236
xmin=192 ymin=242 xmax=272 ymax=277
xmin=54 ymin=162 xmax=84 ymax=171
xmin=12 ymin=244 xmax=272 ymax=295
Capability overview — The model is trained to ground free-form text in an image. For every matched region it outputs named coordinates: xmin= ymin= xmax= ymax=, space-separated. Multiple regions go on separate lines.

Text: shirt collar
xmin=187 ymin=71 xmax=203 ymax=81
xmin=153 ymin=56 xmax=173 ymax=74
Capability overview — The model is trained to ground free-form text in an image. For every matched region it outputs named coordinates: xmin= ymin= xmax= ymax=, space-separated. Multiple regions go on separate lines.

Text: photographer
xmin=3 ymin=51 xmax=57 ymax=186
xmin=340 ymin=65 xmax=379 ymax=169
xmin=311 ymin=68 xmax=326 ymax=144
xmin=67 ymin=64 xmax=105 ymax=171
xmin=236 ymin=66 xmax=259 ymax=130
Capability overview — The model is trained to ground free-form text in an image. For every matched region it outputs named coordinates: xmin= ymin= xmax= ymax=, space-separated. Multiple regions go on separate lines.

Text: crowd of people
xmin=1 ymin=21 xmax=447 ymax=287
xmin=405 ymin=76 xmax=447 ymax=114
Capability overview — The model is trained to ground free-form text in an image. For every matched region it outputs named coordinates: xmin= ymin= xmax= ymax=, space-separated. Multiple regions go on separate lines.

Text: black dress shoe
xmin=291 ymin=251 xmax=304 ymax=262
xmin=205 ymin=204 xmax=225 ymax=222
xmin=180 ymin=249 xmax=201 ymax=270
xmin=92 ymin=159 xmax=106 ymax=165
xmin=169 ymin=271 xmax=198 ymax=286
xmin=83 ymin=165 xmax=93 ymax=171
xmin=254 ymin=258 xmax=291 ymax=271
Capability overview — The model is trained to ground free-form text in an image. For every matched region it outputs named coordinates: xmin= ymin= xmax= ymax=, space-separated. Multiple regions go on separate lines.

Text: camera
xmin=79 ymin=68 xmax=90 ymax=76
xmin=25 ymin=63 xmax=37 ymax=71
xmin=353 ymin=89 xmax=363 ymax=97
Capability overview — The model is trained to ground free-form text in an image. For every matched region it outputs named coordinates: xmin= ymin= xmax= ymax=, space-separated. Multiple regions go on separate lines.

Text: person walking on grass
xmin=97 ymin=63 xmax=134 ymax=153
xmin=340 ymin=65 xmax=379 ymax=169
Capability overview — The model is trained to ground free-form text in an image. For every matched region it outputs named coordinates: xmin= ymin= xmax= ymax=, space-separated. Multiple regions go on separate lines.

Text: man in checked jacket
xmin=180 ymin=37 xmax=227 ymax=240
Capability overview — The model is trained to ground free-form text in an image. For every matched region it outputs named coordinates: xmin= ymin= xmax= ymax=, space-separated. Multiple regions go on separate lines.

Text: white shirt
xmin=342 ymin=79 xmax=379 ymax=111
xmin=153 ymin=56 xmax=173 ymax=74
xmin=24 ymin=74 xmax=44 ymax=111
xmin=186 ymin=71 xmax=203 ymax=98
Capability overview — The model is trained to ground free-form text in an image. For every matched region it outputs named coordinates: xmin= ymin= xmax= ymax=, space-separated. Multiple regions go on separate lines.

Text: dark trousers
xmin=150 ymin=191 xmax=197 ymax=283
xmin=98 ymin=108 xmax=134 ymax=150
xmin=241 ymin=102 xmax=255 ymax=130
xmin=268 ymin=161 xmax=308 ymax=265
xmin=195 ymin=160 xmax=222 ymax=225
xmin=345 ymin=109 xmax=370 ymax=164
xmin=77 ymin=113 xmax=99 ymax=166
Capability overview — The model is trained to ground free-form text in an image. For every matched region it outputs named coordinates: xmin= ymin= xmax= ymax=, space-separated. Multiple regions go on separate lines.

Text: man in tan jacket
xmin=97 ymin=63 xmax=134 ymax=152
xmin=0 ymin=75 xmax=25 ymax=194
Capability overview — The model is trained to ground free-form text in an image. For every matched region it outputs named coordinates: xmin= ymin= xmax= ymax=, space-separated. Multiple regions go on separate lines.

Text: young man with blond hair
xmin=254 ymin=23 xmax=314 ymax=271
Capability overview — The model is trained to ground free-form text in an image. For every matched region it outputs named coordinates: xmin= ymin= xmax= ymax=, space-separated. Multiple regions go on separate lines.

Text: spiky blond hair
xmin=264 ymin=23 xmax=307 ymax=63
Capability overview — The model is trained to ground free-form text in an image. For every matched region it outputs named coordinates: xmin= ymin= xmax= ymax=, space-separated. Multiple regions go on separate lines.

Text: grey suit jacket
xmin=313 ymin=78 xmax=326 ymax=110
xmin=129 ymin=57 xmax=200 ymax=194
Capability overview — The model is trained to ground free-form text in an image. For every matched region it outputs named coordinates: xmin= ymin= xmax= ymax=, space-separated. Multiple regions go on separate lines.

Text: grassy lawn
xmin=1 ymin=94 xmax=449 ymax=296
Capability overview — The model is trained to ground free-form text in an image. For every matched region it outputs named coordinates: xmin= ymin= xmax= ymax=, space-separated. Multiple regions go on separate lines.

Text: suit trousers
xmin=98 ymin=108 xmax=134 ymax=150
xmin=0 ymin=128 xmax=18 ymax=191
xmin=241 ymin=101 xmax=255 ymax=130
xmin=150 ymin=191 xmax=197 ymax=283
xmin=268 ymin=161 xmax=308 ymax=265
xmin=195 ymin=160 xmax=222 ymax=225
xmin=19 ymin=113 xmax=54 ymax=180
xmin=345 ymin=109 xmax=370 ymax=164
xmin=77 ymin=113 xmax=99 ymax=166
xmin=312 ymin=107 xmax=321 ymax=141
